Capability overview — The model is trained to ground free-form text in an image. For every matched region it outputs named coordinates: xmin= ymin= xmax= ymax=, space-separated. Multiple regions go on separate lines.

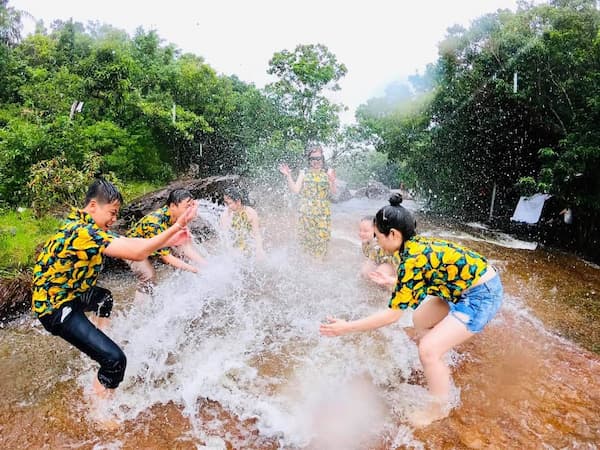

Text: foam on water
xmin=71 ymin=196 xmax=599 ymax=448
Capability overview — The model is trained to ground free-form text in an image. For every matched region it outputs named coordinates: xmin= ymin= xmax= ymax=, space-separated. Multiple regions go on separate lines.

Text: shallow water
xmin=1 ymin=197 xmax=599 ymax=449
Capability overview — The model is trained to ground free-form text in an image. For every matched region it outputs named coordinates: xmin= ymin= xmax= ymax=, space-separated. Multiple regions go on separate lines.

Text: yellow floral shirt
xmin=389 ymin=236 xmax=488 ymax=310
xmin=362 ymin=239 xmax=400 ymax=267
xmin=126 ymin=206 xmax=172 ymax=257
xmin=31 ymin=209 xmax=116 ymax=317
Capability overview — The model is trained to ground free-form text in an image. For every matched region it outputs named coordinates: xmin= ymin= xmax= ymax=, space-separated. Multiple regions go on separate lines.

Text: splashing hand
xmin=320 ymin=316 xmax=349 ymax=337
xmin=176 ymin=200 xmax=198 ymax=228
xmin=278 ymin=163 xmax=291 ymax=176
xmin=166 ymin=227 xmax=191 ymax=247
xmin=368 ymin=271 xmax=396 ymax=288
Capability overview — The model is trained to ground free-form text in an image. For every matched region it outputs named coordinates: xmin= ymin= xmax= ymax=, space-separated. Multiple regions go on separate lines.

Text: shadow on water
xmin=1 ymin=196 xmax=599 ymax=449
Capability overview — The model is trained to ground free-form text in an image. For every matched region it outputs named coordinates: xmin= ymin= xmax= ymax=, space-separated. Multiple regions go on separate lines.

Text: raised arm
xmin=278 ymin=164 xmax=304 ymax=194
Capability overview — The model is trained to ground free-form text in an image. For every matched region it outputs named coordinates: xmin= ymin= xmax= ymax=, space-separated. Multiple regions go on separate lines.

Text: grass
xmin=0 ymin=209 xmax=61 ymax=272
xmin=0 ymin=181 xmax=164 ymax=273
xmin=120 ymin=181 xmax=162 ymax=204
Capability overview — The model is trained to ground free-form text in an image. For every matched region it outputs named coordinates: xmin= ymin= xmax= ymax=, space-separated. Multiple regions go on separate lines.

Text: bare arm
xmin=327 ymin=168 xmax=337 ymax=195
xmin=319 ymin=308 xmax=404 ymax=336
xmin=104 ymin=202 xmax=197 ymax=261
xmin=161 ymin=253 xmax=199 ymax=273
xmin=279 ymin=164 xmax=304 ymax=194
xmin=247 ymin=207 xmax=265 ymax=258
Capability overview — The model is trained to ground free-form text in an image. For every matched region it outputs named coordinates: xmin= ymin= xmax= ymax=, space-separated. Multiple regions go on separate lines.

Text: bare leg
xmin=91 ymin=316 xmax=110 ymax=330
xmin=91 ymin=378 xmax=120 ymax=430
xmin=410 ymin=314 xmax=474 ymax=427
xmin=410 ymin=296 xmax=449 ymax=342
xmin=128 ymin=258 xmax=155 ymax=298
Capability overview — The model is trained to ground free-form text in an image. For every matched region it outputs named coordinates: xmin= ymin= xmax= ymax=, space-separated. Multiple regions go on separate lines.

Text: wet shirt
xmin=126 ymin=206 xmax=172 ymax=256
xmin=362 ymin=239 xmax=400 ymax=267
xmin=32 ymin=209 xmax=116 ymax=318
xmin=230 ymin=208 xmax=254 ymax=254
xmin=389 ymin=236 xmax=488 ymax=310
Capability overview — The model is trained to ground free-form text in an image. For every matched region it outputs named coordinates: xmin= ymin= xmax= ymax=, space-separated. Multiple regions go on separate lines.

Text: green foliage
xmin=0 ymin=208 xmax=60 ymax=270
xmin=335 ymin=151 xmax=402 ymax=189
xmin=356 ymin=2 xmax=600 ymax=224
xmin=266 ymin=43 xmax=347 ymax=145
xmin=119 ymin=180 xmax=163 ymax=204
xmin=27 ymin=153 xmax=120 ymax=216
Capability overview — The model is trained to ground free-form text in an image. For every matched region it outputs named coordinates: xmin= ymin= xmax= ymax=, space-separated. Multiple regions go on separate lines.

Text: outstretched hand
xmin=278 ymin=163 xmax=291 ymax=176
xmin=319 ymin=316 xmax=349 ymax=337
xmin=166 ymin=227 xmax=192 ymax=247
xmin=176 ymin=200 xmax=198 ymax=228
xmin=368 ymin=270 xmax=397 ymax=288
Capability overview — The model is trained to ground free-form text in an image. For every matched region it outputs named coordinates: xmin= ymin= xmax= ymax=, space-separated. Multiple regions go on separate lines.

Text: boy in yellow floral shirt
xmin=126 ymin=188 xmax=206 ymax=297
xmin=32 ymin=179 xmax=197 ymax=399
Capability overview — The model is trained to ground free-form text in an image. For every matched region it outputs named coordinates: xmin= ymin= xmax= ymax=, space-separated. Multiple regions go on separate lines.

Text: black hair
xmin=223 ymin=186 xmax=250 ymax=205
xmin=84 ymin=179 xmax=123 ymax=206
xmin=374 ymin=193 xmax=416 ymax=240
xmin=166 ymin=188 xmax=193 ymax=206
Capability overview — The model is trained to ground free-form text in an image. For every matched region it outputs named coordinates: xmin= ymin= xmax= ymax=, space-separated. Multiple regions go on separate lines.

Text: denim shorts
xmin=449 ymin=273 xmax=503 ymax=333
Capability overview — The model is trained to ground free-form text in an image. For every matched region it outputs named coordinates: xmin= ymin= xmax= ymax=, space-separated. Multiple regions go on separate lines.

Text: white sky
xmin=11 ymin=0 xmax=520 ymax=123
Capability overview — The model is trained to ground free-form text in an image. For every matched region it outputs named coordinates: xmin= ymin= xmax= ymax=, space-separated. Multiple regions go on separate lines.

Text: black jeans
xmin=39 ymin=287 xmax=126 ymax=389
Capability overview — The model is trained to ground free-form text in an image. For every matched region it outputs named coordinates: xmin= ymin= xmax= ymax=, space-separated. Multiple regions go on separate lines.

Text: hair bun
xmin=389 ymin=192 xmax=403 ymax=207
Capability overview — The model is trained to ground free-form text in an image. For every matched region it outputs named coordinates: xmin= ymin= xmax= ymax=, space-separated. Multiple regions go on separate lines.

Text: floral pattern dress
xmin=298 ymin=170 xmax=331 ymax=258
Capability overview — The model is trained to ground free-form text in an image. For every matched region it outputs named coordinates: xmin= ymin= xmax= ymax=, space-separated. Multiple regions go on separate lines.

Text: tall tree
xmin=266 ymin=43 xmax=347 ymax=148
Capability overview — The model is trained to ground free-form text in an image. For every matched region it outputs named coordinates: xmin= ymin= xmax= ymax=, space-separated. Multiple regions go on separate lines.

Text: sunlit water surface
xmin=1 ymin=197 xmax=599 ymax=449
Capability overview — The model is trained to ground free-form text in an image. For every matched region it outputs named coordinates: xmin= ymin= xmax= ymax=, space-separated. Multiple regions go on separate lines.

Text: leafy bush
xmin=28 ymin=153 xmax=120 ymax=216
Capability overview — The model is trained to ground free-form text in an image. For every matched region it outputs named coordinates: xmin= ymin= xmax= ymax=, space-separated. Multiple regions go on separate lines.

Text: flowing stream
xmin=1 ymin=196 xmax=599 ymax=449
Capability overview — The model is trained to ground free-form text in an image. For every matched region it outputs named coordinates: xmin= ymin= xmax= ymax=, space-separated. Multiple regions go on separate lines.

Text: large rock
xmin=0 ymin=271 xmax=32 ymax=323
xmin=116 ymin=174 xmax=240 ymax=234
xmin=331 ymin=179 xmax=353 ymax=203
xmin=353 ymin=181 xmax=391 ymax=199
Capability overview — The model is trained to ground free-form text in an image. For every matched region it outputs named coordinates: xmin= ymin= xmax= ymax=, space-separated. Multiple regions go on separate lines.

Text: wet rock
xmin=352 ymin=181 xmax=392 ymax=200
xmin=116 ymin=174 xmax=240 ymax=233
xmin=331 ymin=179 xmax=352 ymax=203
xmin=365 ymin=181 xmax=391 ymax=199
xmin=0 ymin=270 xmax=32 ymax=323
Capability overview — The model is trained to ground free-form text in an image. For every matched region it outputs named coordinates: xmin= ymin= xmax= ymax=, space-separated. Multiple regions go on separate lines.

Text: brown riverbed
xmin=1 ymin=198 xmax=598 ymax=449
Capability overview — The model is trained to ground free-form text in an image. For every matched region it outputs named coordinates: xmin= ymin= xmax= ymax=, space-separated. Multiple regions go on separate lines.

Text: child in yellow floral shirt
xmin=321 ymin=193 xmax=503 ymax=427
xmin=358 ymin=215 xmax=398 ymax=290
xmin=32 ymin=179 xmax=197 ymax=399
xmin=126 ymin=188 xmax=206 ymax=296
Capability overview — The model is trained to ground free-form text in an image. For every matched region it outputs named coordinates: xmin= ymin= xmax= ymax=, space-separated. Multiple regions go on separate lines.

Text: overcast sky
xmin=11 ymin=0 xmax=521 ymax=123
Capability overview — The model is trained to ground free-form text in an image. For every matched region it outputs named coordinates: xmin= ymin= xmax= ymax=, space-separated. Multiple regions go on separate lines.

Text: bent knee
xmin=418 ymin=340 xmax=444 ymax=365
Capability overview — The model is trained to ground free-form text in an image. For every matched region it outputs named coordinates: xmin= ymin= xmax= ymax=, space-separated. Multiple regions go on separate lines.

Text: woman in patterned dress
xmin=278 ymin=145 xmax=337 ymax=258
xmin=320 ymin=193 xmax=504 ymax=427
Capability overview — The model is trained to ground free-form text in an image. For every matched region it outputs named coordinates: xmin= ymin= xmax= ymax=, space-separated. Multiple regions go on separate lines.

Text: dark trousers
xmin=39 ymin=287 xmax=126 ymax=389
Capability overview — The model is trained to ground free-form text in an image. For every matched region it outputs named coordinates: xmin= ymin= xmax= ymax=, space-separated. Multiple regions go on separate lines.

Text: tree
xmin=266 ymin=43 xmax=347 ymax=148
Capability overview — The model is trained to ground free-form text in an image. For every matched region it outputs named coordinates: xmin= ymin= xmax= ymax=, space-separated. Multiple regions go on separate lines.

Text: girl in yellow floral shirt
xmin=321 ymin=193 xmax=503 ymax=427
